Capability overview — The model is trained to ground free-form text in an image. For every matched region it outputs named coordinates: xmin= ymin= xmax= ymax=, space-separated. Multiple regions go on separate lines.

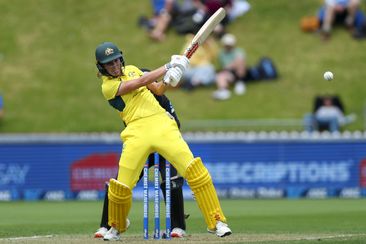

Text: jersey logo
xmin=128 ymin=71 xmax=137 ymax=77
xmin=105 ymin=47 xmax=114 ymax=56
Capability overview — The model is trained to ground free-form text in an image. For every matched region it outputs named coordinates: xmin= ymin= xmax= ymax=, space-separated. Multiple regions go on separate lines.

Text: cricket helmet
xmin=95 ymin=42 xmax=125 ymax=75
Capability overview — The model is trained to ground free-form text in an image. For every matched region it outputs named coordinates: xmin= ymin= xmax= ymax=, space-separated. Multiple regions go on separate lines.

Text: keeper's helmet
xmin=95 ymin=42 xmax=125 ymax=76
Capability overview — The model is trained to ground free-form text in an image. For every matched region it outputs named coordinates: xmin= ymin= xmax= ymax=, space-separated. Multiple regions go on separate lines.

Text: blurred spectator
xmin=212 ymin=33 xmax=247 ymax=101
xmin=180 ymin=34 xmax=219 ymax=91
xmin=139 ymin=0 xmax=197 ymax=42
xmin=0 ymin=94 xmax=3 ymax=120
xmin=192 ymin=0 xmax=233 ymax=37
xmin=228 ymin=0 xmax=251 ymax=22
xmin=304 ymin=95 xmax=356 ymax=132
xmin=318 ymin=0 xmax=365 ymax=40
xmin=139 ymin=0 xmax=246 ymax=42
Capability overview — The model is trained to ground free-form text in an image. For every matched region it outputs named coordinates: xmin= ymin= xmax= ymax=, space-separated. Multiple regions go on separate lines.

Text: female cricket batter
xmin=95 ymin=42 xmax=231 ymax=240
xmin=95 ymin=89 xmax=188 ymax=239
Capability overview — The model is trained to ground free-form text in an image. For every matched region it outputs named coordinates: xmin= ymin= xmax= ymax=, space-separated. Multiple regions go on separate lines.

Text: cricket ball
xmin=323 ymin=71 xmax=333 ymax=81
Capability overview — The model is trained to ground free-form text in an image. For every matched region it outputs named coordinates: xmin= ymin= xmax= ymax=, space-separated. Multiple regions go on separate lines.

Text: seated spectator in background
xmin=228 ymin=0 xmax=250 ymax=22
xmin=318 ymin=0 xmax=365 ymax=40
xmin=140 ymin=0 xmax=243 ymax=42
xmin=138 ymin=0 xmax=166 ymax=32
xmin=304 ymin=95 xmax=356 ymax=132
xmin=141 ymin=0 xmax=197 ymax=42
xmin=0 ymin=94 xmax=3 ymax=120
xmin=192 ymin=0 xmax=233 ymax=37
xmin=180 ymin=34 xmax=218 ymax=91
xmin=212 ymin=33 xmax=247 ymax=101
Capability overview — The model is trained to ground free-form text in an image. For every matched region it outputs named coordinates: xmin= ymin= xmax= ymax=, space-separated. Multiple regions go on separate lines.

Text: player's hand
xmin=170 ymin=55 xmax=189 ymax=72
xmin=163 ymin=67 xmax=183 ymax=87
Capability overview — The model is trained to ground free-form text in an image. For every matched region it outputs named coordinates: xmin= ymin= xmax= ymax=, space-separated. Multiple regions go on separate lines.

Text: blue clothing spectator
xmin=318 ymin=0 xmax=365 ymax=40
xmin=152 ymin=0 xmax=166 ymax=15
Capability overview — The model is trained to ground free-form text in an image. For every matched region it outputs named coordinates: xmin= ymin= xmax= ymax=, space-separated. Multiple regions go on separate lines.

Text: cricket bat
xmin=164 ymin=7 xmax=226 ymax=85
xmin=184 ymin=7 xmax=226 ymax=59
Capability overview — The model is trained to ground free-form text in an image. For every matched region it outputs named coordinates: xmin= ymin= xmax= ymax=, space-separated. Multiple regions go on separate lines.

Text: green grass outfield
xmin=1 ymin=199 xmax=366 ymax=243
xmin=1 ymin=0 xmax=366 ymax=132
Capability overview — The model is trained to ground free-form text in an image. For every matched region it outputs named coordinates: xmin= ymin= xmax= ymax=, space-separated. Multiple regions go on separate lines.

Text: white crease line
xmin=0 ymin=235 xmax=53 ymax=241
xmin=302 ymin=233 xmax=366 ymax=240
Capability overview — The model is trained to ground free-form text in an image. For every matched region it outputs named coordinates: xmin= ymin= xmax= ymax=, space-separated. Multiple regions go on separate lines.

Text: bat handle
xmin=184 ymin=42 xmax=199 ymax=59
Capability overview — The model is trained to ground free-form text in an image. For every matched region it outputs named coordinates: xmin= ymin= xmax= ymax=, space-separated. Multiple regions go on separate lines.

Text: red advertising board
xmin=360 ymin=159 xmax=366 ymax=187
xmin=70 ymin=153 xmax=118 ymax=191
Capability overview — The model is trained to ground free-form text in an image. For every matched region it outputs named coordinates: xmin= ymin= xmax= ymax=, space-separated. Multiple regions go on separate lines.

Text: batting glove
xmin=170 ymin=55 xmax=189 ymax=72
xmin=163 ymin=67 xmax=183 ymax=87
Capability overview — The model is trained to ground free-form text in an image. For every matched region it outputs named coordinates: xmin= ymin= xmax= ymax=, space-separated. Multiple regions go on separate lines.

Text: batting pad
xmin=108 ymin=179 xmax=132 ymax=232
xmin=184 ymin=157 xmax=227 ymax=230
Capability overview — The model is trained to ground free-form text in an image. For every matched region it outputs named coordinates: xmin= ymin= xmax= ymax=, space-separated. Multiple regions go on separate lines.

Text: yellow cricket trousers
xmin=116 ymin=112 xmax=194 ymax=189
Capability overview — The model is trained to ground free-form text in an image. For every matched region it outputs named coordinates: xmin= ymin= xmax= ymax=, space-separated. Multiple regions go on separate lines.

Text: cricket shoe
xmin=103 ymin=219 xmax=130 ymax=241
xmin=207 ymin=221 xmax=232 ymax=237
xmin=103 ymin=227 xmax=120 ymax=241
xmin=171 ymin=227 xmax=186 ymax=238
xmin=234 ymin=81 xmax=246 ymax=95
xmin=212 ymin=89 xmax=231 ymax=101
xmin=94 ymin=227 xmax=108 ymax=238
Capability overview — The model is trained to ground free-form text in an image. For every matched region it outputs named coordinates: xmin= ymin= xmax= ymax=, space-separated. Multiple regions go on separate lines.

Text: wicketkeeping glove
xmin=163 ymin=67 xmax=183 ymax=87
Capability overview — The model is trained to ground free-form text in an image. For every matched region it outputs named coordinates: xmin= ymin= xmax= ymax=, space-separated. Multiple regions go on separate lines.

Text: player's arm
xmin=115 ymin=66 xmax=167 ymax=96
xmin=147 ymin=81 xmax=168 ymax=95
xmin=115 ymin=56 xmax=189 ymax=96
xmin=140 ymin=68 xmax=169 ymax=95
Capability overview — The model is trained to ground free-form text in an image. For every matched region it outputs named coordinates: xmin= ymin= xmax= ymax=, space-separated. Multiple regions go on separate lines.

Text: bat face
xmin=184 ymin=8 xmax=226 ymax=58
xmin=192 ymin=8 xmax=226 ymax=45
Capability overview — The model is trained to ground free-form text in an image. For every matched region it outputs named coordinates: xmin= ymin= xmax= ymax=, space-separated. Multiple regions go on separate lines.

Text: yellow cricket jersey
xmin=101 ymin=65 xmax=165 ymax=124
